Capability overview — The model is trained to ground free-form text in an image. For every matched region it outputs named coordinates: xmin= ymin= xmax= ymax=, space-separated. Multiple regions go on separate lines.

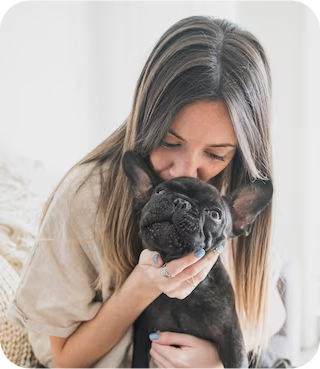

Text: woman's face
xmin=149 ymin=100 xmax=238 ymax=183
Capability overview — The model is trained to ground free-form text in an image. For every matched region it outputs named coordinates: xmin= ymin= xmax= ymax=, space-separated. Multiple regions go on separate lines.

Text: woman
xmin=7 ymin=15 xmax=287 ymax=368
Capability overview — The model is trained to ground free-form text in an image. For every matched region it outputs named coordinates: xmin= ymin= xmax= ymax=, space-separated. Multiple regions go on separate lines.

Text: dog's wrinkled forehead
xmin=154 ymin=177 xmax=222 ymax=204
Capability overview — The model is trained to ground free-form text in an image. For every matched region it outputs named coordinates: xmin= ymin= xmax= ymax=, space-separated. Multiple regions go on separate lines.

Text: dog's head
xmin=122 ymin=151 xmax=273 ymax=262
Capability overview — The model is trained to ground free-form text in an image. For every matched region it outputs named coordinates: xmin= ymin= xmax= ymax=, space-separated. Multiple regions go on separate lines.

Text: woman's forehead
xmin=168 ymin=100 xmax=238 ymax=146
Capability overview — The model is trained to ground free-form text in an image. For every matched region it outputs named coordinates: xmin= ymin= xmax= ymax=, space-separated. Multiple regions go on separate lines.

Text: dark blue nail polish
xmin=194 ymin=248 xmax=205 ymax=258
xmin=149 ymin=332 xmax=159 ymax=340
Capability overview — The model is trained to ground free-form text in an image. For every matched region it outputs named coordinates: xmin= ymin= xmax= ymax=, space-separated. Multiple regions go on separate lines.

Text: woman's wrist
xmin=125 ymin=264 xmax=162 ymax=305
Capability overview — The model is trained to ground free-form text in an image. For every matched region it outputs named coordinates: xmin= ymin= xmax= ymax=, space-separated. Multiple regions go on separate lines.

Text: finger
xmin=150 ymin=346 xmax=173 ymax=368
xmin=183 ymin=244 xmax=223 ymax=277
xmin=151 ymin=342 xmax=195 ymax=369
xmin=161 ymin=253 xmax=217 ymax=297
xmin=185 ymin=247 xmax=222 ymax=283
xmin=166 ymin=246 xmax=223 ymax=296
xmin=165 ymin=254 xmax=219 ymax=299
xmin=184 ymin=258 xmax=215 ymax=287
xmin=175 ymin=249 xmax=218 ymax=284
xmin=139 ymin=249 xmax=164 ymax=267
xmin=212 ymin=243 xmax=226 ymax=257
xmin=163 ymin=248 xmax=206 ymax=277
xmin=167 ymin=243 xmax=225 ymax=279
xmin=185 ymin=275 xmax=197 ymax=287
xmin=150 ymin=331 xmax=196 ymax=347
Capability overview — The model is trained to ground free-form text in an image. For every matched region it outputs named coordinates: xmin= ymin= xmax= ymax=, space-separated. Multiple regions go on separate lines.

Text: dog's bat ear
xmin=224 ymin=180 xmax=273 ymax=237
xmin=122 ymin=151 xmax=161 ymax=208
xmin=122 ymin=151 xmax=153 ymax=194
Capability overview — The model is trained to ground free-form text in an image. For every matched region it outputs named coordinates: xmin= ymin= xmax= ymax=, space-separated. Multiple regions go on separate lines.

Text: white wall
xmin=0 ymin=2 xmax=96 ymax=176
xmin=0 ymin=1 xmax=319 ymax=365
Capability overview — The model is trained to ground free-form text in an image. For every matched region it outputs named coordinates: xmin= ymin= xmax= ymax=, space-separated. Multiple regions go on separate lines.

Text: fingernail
xmin=149 ymin=332 xmax=159 ymax=341
xmin=194 ymin=248 xmax=205 ymax=258
xmin=214 ymin=245 xmax=224 ymax=255
xmin=153 ymin=254 xmax=159 ymax=264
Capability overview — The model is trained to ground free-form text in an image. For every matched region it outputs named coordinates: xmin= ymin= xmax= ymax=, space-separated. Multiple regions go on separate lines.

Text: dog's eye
xmin=206 ymin=209 xmax=222 ymax=220
xmin=156 ymin=189 xmax=166 ymax=195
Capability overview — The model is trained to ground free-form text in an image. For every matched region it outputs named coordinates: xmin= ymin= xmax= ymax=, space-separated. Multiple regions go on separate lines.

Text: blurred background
xmin=0 ymin=1 xmax=319 ymax=367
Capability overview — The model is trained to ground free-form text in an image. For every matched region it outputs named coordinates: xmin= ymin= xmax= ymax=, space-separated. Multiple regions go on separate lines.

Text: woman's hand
xmin=149 ymin=331 xmax=223 ymax=368
xmin=137 ymin=246 xmax=221 ymax=300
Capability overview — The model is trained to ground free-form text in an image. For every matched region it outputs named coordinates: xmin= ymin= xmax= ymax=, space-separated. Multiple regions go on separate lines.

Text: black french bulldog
xmin=122 ymin=151 xmax=273 ymax=369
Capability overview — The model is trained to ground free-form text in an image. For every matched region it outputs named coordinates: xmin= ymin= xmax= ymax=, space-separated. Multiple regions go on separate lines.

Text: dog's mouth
xmin=140 ymin=214 xmax=226 ymax=261
xmin=140 ymin=217 xmax=205 ymax=261
xmin=140 ymin=209 xmax=201 ymax=244
xmin=140 ymin=201 xmax=200 ymax=233
xmin=139 ymin=197 xmax=222 ymax=260
xmin=143 ymin=221 xmax=172 ymax=236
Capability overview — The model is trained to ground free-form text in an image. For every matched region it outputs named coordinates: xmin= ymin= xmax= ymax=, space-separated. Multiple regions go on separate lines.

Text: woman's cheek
xmin=150 ymin=149 xmax=171 ymax=173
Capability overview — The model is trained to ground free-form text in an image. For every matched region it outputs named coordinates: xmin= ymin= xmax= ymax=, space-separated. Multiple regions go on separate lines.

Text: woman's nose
xmin=169 ymin=155 xmax=199 ymax=178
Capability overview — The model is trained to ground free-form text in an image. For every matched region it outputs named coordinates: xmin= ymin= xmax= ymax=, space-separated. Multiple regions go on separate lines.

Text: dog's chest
xmin=145 ymin=260 xmax=236 ymax=339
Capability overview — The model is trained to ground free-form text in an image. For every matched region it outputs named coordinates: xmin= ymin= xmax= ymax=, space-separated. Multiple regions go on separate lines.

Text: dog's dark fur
xmin=122 ymin=151 xmax=273 ymax=369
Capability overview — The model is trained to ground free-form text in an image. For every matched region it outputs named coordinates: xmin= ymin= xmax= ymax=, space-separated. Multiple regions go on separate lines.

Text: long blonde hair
xmin=39 ymin=16 xmax=273 ymax=357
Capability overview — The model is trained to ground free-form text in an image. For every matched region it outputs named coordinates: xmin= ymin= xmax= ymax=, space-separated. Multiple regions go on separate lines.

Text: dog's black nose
xmin=174 ymin=198 xmax=192 ymax=211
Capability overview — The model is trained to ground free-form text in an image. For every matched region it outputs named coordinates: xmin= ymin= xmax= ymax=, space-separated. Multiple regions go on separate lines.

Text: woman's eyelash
xmin=160 ymin=140 xmax=226 ymax=161
xmin=160 ymin=140 xmax=180 ymax=148
xmin=206 ymin=152 xmax=226 ymax=162
xmin=160 ymin=140 xmax=225 ymax=161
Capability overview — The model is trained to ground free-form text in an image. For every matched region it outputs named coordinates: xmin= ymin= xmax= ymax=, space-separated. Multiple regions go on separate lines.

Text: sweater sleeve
xmin=6 ymin=162 xmax=105 ymax=338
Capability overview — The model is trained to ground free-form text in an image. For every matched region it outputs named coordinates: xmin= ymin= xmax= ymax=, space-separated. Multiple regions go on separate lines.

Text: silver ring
xmin=186 ymin=276 xmax=196 ymax=287
xmin=160 ymin=263 xmax=174 ymax=278
xmin=214 ymin=244 xmax=224 ymax=255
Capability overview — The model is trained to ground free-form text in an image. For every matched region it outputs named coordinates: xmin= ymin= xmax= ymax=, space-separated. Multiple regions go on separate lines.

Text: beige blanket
xmin=0 ymin=149 xmax=56 ymax=367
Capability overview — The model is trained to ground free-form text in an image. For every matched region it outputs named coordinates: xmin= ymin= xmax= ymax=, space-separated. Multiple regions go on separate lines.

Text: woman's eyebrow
xmin=168 ymin=129 xmax=237 ymax=148
xmin=208 ymin=143 xmax=238 ymax=148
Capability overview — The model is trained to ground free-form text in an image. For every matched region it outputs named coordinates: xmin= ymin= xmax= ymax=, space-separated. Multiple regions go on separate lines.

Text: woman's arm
xmin=51 ymin=247 xmax=219 ymax=368
xmin=51 ymin=264 xmax=160 ymax=368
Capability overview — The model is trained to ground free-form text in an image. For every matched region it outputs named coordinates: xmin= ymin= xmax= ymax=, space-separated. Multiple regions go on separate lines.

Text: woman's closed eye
xmin=160 ymin=140 xmax=181 ymax=148
xmin=160 ymin=140 xmax=226 ymax=162
xmin=206 ymin=152 xmax=226 ymax=162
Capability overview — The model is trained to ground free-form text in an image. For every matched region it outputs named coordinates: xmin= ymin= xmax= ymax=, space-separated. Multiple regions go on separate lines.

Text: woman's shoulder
xmin=56 ymin=160 xmax=102 ymax=201
xmin=41 ymin=160 xmax=110 ymax=239
xmin=36 ymin=160 xmax=111 ymax=274
xmin=52 ymin=160 xmax=109 ymax=212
